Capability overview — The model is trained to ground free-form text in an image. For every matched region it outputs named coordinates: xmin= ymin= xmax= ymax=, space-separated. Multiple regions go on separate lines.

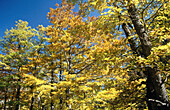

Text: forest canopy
xmin=0 ymin=0 xmax=169 ymax=109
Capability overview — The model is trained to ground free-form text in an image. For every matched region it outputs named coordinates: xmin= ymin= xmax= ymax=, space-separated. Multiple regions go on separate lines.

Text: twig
xmin=141 ymin=0 xmax=154 ymax=30
xmin=146 ymin=4 xmax=164 ymax=29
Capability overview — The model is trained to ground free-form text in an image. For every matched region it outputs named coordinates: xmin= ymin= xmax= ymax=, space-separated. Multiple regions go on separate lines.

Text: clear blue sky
xmin=0 ymin=0 xmax=64 ymax=37
xmin=0 ymin=0 xmax=99 ymax=38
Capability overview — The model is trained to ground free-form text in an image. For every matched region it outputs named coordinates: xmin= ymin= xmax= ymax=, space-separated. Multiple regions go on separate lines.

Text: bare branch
xmin=141 ymin=0 xmax=154 ymax=30
xmin=146 ymin=4 xmax=164 ymax=26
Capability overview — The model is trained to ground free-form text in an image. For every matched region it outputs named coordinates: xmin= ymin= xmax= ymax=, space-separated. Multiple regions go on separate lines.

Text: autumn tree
xmin=67 ymin=0 xmax=170 ymax=109
xmin=0 ymin=20 xmax=43 ymax=109
xmin=18 ymin=1 xmax=129 ymax=109
xmin=0 ymin=0 xmax=169 ymax=110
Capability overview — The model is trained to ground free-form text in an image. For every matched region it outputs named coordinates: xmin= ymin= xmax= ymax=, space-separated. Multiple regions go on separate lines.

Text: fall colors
xmin=0 ymin=0 xmax=169 ymax=110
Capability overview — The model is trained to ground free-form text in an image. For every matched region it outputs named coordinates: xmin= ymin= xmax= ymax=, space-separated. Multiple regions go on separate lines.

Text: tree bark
xmin=50 ymin=66 xmax=54 ymax=110
xmin=15 ymin=70 xmax=21 ymax=110
xmin=123 ymin=4 xmax=170 ymax=110
xmin=122 ymin=23 xmax=140 ymax=56
xmin=15 ymin=82 xmax=21 ymax=110
xmin=4 ymin=88 xmax=7 ymax=110
xmin=59 ymin=55 xmax=63 ymax=109
xmin=128 ymin=4 xmax=151 ymax=58
xmin=30 ymin=96 xmax=34 ymax=110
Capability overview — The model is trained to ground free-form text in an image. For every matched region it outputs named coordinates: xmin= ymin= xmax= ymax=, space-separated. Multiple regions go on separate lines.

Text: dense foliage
xmin=0 ymin=0 xmax=169 ymax=109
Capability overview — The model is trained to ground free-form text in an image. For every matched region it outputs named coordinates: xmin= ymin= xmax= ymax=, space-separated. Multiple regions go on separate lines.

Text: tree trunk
xmin=30 ymin=86 xmax=35 ymax=110
xmin=128 ymin=4 xmax=151 ymax=58
xmin=124 ymin=4 xmax=170 ymax=110
xmin=4 ymin=88 xmax=7 ymax=110
xmin=59 ymin=55 xmax=63 ymax=109
xmin=15 ymin=85 xmax=21 ymax=110
xmin=15 ymin=79 xmax=21 ymax=110
xmin=50 ymin=65 xmax=54 ymax=110
xmin=30 ymin=65 xmax=37 ymax=110
xmin=145 ymin=67 xmax=169 ymax=109
xmin=30 ymin=96 xmax=34 ymax=110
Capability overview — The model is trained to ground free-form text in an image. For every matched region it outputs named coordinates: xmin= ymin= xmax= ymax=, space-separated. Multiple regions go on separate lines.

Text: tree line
xmin=0 ymin=0 xmax=169 ymax=109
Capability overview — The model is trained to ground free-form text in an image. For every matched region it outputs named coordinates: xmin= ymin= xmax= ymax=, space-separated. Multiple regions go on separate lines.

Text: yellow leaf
xmin=90 ymin=1 xmax=97 ymax=5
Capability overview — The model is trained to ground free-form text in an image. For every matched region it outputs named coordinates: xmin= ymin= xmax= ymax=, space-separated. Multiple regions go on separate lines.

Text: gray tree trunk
xmin=123 ymin=4 xmax=169 ymax=110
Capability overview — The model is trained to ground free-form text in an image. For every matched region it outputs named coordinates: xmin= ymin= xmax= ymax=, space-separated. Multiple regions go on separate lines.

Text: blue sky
xmin=0 ymin=0 xmax=100 ymax=38
xmin=0 ymin=0 xmax=64 ymax=37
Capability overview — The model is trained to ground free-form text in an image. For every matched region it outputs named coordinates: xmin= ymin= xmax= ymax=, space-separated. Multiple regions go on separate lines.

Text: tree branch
xmin=128 ymin=4 xmax=152 ymax=58
xmin=141 ymin=0 xmax=154 ymax=30
xmin=122 ymin=23 xmax=140 ymax=56
xmin=146 ymin=4 xmax=164 ymax=29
